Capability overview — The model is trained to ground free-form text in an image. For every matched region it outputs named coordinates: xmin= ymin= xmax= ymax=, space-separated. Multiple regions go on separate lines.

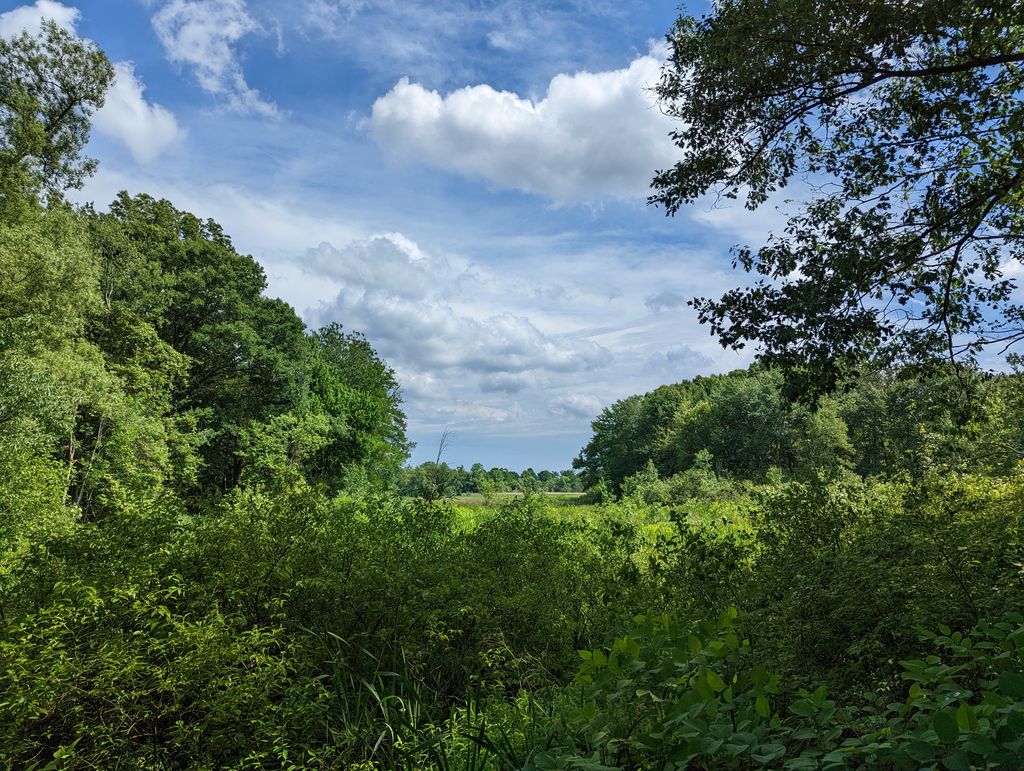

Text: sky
xmin=0 ymin=0 xmax=772 ymax=471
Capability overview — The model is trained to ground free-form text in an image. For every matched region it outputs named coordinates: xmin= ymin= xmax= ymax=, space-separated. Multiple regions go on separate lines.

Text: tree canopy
xmin=653 ymin=0 xmax=1024 ymax=391
xmin=573 ymin=364 xmax=1022 ymax=495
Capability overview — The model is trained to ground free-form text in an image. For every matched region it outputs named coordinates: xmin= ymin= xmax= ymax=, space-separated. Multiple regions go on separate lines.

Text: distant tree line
xmin=399 ymin=462 xmax=582 ymax=499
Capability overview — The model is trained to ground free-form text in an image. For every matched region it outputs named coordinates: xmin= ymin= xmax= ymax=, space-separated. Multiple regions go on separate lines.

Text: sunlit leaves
xmin=0 ymin=22 xmax=113 ymax=211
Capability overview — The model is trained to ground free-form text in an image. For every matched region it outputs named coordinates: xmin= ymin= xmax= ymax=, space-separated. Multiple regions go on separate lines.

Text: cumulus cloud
xmin=93 ymin=62 xmax=184 ymax=163
xmin=644 ymin=345 xmax=714 ymax=374
xmin=305 ymin=236 xmax=436 ymax=300
xmin=152 ymin=0 xmax=277 ymax=117
xmin=551 ymin=392 xmax=604 ymax=419
xmin=304 ymin=234 xmax=612 ymax=436
xmin=480 ymin=372 xmax=537 ymax=394
xmin=268 ymin=224 xmax=755 ymax=451
xmin=0 ymin=0 xmax=77 ymax=36
xmin=370 ymin=44 xmax=676 ymax=201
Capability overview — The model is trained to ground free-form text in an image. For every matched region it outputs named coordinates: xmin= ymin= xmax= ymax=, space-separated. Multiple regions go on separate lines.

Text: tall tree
xmin=0 ymin=21 xmax=112 ymax=213
xmin=653 ymin=0 xmax=1024 ymax=392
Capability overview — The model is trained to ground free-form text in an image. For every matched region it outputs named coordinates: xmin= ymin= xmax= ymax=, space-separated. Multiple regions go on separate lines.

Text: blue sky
xmin=1 ymin=0 xmax=771 ymax=471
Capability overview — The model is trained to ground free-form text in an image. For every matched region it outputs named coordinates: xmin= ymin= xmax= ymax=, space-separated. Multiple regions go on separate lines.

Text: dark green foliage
xmin=305 ymin=324 xmax=409 ymax=489
xmin=653 ymin=0 xmax=1024 ymax=390
xmin=572 ymin=394 xmax=649 ymax=492
xmin=87 ymin=193 xmax=310 ymax=492
xmin=445 ymin=611 xmax=1024 ymax=769
xmin=746 ymin=472 xmax=1024 ymax=693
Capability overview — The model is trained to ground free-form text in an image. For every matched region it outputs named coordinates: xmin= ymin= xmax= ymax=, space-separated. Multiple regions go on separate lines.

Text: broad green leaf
xmin=705 ymin=669 xmax=726 ymax=692
xmin=789 ymin=700 xmax=816 ymax=718
xmin=755 ymin=695 xmax=771 ymax=718
xmin=933 ymin=710 xmax=959 ymax=744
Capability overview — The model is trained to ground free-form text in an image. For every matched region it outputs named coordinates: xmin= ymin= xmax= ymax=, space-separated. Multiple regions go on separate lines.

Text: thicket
xmin=1 ymin=18 xmax=1023 ymax=771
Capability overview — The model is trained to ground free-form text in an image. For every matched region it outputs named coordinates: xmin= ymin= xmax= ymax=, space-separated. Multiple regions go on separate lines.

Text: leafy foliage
xmin=653 ymin=0 xmax=1024 ymax=390
xmin=445 ymin=611 xmax=1024 ymax=770
xmin=0 ymin=21 xmax=113 ymax=212
xmin=3 ymin=17 xmax=1024 ymax=771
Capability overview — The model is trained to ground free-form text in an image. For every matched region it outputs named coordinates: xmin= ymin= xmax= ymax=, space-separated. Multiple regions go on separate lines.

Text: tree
xmin=573 ymin=394 xmax=646 ymax=493
xmin=0 ymin=21 xmax=113 ymax=212
xmin=87 ymin=193 xmax=309 ymax=491
xmin=305 ymin=324 xmax=409 ymax=489
xmin=662 ymin=370 xmax=792 ymax=476
xmin=653 ymin=0 xmax=1024 ymax=392
xmin=519 ymin=467 xmax=539 ymax=492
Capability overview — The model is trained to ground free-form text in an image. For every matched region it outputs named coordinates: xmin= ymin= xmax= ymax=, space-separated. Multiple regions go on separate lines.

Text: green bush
xmin=0 ymin=579 xmax=331 ymax=769
xmin=436 ymin=611 xmax=1024 ymax=770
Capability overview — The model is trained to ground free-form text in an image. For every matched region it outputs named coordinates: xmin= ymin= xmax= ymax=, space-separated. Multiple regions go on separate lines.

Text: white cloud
xmin=304 ymin=236 xmax=438 ymax=301
xmin=644 ymin=345 xmax=714 ymax=374
xmin=551 ymin=392 xmax=604 ymax=419
xmin=93 ymin=62 xmax=184 ymax=163
xmin=291 ymin=226 xmax=750 ymax=449
xmin=152 ymin=0 xmax=277 ymax=117
xmin=645 ymin=290 xmax=688 ymax=312
xmin=299 ymin=0 xmax=596 ymax=86
xmin=370 ymin=44 xmax=676 ymax=201
xmin=0 ymin=0 xmax=77 ymax=36
xmin=308 ymin=235 xmax=610 ymax=379
xmin=480 ymin=372 xmax=537 ymax=394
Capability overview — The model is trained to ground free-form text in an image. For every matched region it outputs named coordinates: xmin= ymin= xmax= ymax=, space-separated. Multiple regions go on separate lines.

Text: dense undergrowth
xmin=3 ymin=472 xmax=1023 ymax=767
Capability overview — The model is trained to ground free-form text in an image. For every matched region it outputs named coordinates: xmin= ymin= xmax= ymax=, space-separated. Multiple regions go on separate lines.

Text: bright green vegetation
xmin=2 ymin=12 xmax=1024 ymax=771
xmin=572 ymin=365 xmax=1024 ymax=496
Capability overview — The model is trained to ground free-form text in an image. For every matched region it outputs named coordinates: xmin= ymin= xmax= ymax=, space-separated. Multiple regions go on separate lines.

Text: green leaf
xmin=706 ymin=669 xmax=726 ymax=692
xmin=789 ymin=700 xmax=816 ymax=718
xmin=751 ymin=743 xmax=786 ymax=763
xmin=933 ymin=709 xmax=959 ymax=744
xmin=693 ymin=674 xmax=715 ymax=701
xmin=755 ymin=695 xmax=771 ymax=718
xmin=954 ymin=702 xmax=976 ymax=731
xmin=940 ymin=750 xmax=971 ymax=771
xmin=998 ymin=671 xmax=1024 ymax=698
xmin=962 ymin=735 xmax=996 ymax=755
xmin=905 ymin=739 xmax=939 ymax=763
